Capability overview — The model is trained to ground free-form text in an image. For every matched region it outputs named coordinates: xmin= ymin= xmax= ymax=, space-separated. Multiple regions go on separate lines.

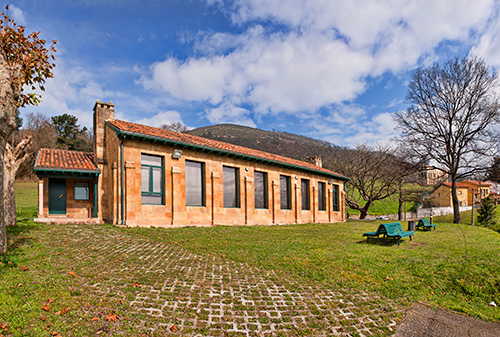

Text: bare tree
xmin=395 ymin=57 xmax=500 ymax=223
xmin=160 ymin=122 xmax=188 ymax=133
xmin=15 ymin=112 xmax=58 ymax=178
xmin=329 ymin=144 xmax=406 ymax=219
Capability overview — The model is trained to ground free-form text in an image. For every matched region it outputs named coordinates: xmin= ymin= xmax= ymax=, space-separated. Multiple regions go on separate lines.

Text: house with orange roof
xmin=460 ymin=180 xmax=491 ymax=206
xmin=34 ymin=101 xmax=349 ymax=226
xmin=431 ymin=182 xmax=469 ymax=207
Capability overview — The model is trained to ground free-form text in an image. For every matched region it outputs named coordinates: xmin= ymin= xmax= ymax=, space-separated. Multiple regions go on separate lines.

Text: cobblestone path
xmin=45 ymin=225 xmax=404 ymax=336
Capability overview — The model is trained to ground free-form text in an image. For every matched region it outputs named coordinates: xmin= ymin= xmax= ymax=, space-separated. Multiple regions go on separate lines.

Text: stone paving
xmin=48 ymin=225 xmax=404 ymax=336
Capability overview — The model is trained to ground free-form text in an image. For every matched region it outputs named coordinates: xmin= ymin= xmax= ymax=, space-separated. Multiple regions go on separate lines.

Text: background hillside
xmin=188 ymin=124 xmax=415 ymax=216
xmin=187 ymin=124 xmax=345 ymax=165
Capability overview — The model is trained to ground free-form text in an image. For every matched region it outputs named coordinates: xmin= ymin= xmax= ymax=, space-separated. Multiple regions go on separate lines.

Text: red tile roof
xmin=107 ymin=119 xmax=348 ymax=180
xmin=34 ymin=149 xmax=99 ymax=172
xmin=461 ymin=180 xmax=491 ymax=187
xmin=443 ymin=182 xmax=469 ymax=188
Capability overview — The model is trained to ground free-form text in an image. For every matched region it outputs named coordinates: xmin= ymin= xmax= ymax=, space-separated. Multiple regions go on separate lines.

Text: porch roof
xmin=34 ymin=149 xmax=100 ymax=176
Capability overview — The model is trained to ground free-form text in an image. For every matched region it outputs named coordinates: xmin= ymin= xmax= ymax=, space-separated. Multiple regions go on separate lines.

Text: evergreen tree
xmin=51 ymin=113 xmax=90 ymax=151
xmin=477 ymin=196 xmax=497 ymax=227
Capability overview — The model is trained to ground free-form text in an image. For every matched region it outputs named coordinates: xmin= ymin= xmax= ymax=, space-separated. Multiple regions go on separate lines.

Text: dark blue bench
xmin=363 ymin=222 xmax=415 ymax=246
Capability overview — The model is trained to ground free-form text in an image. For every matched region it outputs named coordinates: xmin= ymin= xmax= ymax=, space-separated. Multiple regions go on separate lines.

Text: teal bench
xmin=416 ymin=218 xmax=436 ymax=231
xmin=363 ymin=222 xmax=414 ymax=246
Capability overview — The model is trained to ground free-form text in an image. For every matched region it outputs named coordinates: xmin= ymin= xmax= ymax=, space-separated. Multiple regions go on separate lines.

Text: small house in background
xmin=460 ymin=180 xmax=491 ymax=206
xmin=34 ymin=100 xmax=349 ymax=227
xmin=484 ymin=180 xmax=500 ymax=205
xmin=418 ymin=165 xmax=450 ymax=186
xmin=431 ymin=182 xmax=469 ymax=207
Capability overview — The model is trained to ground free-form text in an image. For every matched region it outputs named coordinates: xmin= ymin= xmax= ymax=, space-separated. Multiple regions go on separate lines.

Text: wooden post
xmin=38 ymin=179 xmax=44 ymax=217
xmin=472 ymin=188 xmax=475 ymax=226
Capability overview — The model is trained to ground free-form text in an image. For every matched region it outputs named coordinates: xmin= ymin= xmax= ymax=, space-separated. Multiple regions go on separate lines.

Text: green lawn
xmin=2 ymin=182 xmax=500 ymax=336
xmin=128 ymin=221 xmax=500 ymax=321
xmin=347 ymin=186 xmax=421 ymax=216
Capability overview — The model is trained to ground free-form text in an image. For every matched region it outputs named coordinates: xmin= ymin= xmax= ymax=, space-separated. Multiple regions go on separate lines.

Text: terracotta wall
xmin=40 ymin=178 xmax=95 ymax=218
xmin=103 ymin=125 xmax=346 ymax=227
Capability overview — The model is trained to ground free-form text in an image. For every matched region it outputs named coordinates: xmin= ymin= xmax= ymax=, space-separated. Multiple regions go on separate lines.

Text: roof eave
xmin=34 ymin=167 xmax=101 ymax=175
xmin=107 ymin=121 xmax=350 ymax=181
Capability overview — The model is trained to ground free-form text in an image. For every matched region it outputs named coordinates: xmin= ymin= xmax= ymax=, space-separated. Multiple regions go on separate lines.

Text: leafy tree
xmin=395 ymin=57 xmax=500 ymax=224
xmin=51 ymin=113 xmax=91 ymax=151
xmin=477 ymin=196 xmax=497 ymax=227
xmin=0 ymin=6 xmax=56 ymax=253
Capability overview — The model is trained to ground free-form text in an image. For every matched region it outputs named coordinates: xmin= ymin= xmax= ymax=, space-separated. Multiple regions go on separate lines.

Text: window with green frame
xmin=332 ymin=184 xmax=339 ymax=211
xmin=318 ymin=182 xmax=326 ymax=211
xmin=141 ymin=154 xmax=164 ymax=205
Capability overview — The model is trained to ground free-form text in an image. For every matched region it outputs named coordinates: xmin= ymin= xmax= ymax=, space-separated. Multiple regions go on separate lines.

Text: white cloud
xmin=309 ymin=104 xmax=399 ymax=147
xmin=9 ymin=4 xmax=27 ymax=26
xmin=22 ymin=58 xmax=122 ymax=128
xmin=471 ymin=5 xmax=500 ymax=68
xmin=205 ymin=102 xmax=256 ymax=127
xmin=135 ymin=110 xmax=184 ymax=128
xmin=141 ymin=0 xmax=495 ymax=124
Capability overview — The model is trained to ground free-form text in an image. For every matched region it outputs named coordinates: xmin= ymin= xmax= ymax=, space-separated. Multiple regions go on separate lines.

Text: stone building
xmin=34 ymin=100 xmax=349 ymax=227
xmin=418 ymin=165 xmax=450 ymax=185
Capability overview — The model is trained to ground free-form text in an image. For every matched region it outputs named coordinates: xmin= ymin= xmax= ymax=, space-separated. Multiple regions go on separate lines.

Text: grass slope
xmin=2 ymin=182 xmax=500 ymax=336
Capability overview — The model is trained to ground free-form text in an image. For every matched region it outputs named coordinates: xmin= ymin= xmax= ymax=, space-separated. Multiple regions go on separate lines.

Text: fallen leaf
xmin=67 ymin=272 xmax=79 ymax=278
xmin=56 ymin=253 xmax=61 ymax=255
xmin=132 ymin=281 xmax=142 ymax=288
xmin=20 ymin=266 xmax=29 ymax=272
xmin=48 ymin=299 xmax=54 ymax=303
xmin=0 ymin=324 xmax=6 ymax=330
xmin=106 ymin=313 xmax=119 ymax=322
xmin=50 ymin=332 xmax=61 ymax=337
xmin=96 ymin=331 xmax=102 ymax=335
xmin=171 ymin=324 xmax=178 ymax=332
xmin=385 ymin=276 xmax=392 ymax=280
xmin=56 ymin=307 xmax=69 ymax=315
xmin=41 ymin=316 xmax=47 ymax=321
xmin=42 ymin=303 xmax=50 ymax=312
xmin=17 ymin=283 xmax=22 ymax=287
xmin=90 ymin=317 xmax=100 ymax=322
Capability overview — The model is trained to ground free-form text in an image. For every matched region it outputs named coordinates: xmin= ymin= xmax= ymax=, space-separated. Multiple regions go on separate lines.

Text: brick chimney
xmin=93 ymin=99 xmax=115 ymax=164
xmin=306 ymin=156 xmax=322 ymax=168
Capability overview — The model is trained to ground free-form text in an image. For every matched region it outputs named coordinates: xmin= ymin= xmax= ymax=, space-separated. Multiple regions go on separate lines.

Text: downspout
xmin=94 ymin=175 xmax=98 ymax=218
xmin=120 ymin=136 xmax=125 ymax=226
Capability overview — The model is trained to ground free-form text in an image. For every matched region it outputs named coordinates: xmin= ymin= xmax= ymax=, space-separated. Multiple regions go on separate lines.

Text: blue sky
xmin=10 ymin=0 xmax=500 ymax=146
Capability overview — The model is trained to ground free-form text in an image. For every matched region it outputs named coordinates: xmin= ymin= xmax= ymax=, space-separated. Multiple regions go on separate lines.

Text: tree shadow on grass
xmin=1 ymin=208 xmax=42 ymax=265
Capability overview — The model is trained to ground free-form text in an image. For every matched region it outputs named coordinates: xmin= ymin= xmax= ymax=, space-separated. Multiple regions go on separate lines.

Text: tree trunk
xmin=359 ymin=201 xmax=372 ymax=220
xmin=0 ymin=139 xmax=7 ymax=254
xmin=4 ymin=136 xmax=33 ymax=227
xmin=4 ymin=164 xmax=16 ymax=227
xmin=451 ymin=178 xmax=461 ymax=224
xmin=398 ymin=182 xmax=403 ymax=221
